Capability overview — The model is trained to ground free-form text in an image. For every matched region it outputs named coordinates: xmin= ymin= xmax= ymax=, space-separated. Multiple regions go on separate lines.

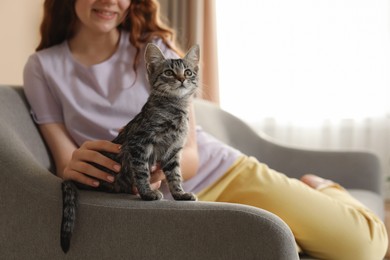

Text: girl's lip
xmin=92 ymin=8 xmax=118 ymax=20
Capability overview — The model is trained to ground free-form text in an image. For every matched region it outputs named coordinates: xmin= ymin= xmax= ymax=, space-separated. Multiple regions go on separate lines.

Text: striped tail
xmin=60 ymin=180 xmax=78 ymax=253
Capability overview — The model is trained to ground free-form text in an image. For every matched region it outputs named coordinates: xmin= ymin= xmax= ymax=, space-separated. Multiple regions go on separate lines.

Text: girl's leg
xmin=197 ymin=156 xmax=388 ymax=260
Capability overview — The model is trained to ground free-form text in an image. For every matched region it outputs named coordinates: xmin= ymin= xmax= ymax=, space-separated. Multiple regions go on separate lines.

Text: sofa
xmin=0 ymin=85 xmax=384 ymax=259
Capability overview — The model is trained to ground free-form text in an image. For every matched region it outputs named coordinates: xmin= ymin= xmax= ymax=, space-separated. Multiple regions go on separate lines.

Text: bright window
xmin=216 ymin=0 xmax=390 ymax=125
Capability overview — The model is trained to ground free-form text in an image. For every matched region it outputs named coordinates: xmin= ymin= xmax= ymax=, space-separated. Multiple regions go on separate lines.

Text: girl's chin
xmin=88 ymin=22 xmax=120 ymax=34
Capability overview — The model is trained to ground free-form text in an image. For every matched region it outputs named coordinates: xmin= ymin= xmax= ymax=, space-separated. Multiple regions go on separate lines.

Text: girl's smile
xmin=92 ymin=8 xmax=119 ymax=20
xmin=74 ymin=0 xmax=131 ymax=34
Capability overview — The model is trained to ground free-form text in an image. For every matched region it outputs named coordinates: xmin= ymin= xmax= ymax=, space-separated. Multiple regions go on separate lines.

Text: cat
xmin=60 ymin=43 xmax=199 ymax=253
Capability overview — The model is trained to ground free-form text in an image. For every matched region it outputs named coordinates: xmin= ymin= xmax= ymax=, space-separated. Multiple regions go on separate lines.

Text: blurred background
xmin=0 ymin=0 xmax=43 ymax=85
xmin=215 ymin=0 xmax=390 ymax=198
xmin=1 ymin=0 xmax=389 ymax=197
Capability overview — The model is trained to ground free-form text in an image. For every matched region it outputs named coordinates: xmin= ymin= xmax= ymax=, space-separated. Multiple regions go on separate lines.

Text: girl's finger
xmin=63 ymin=167 xmax=100 ymax=188
xmin=72 ymin=161 xmax=116 ymax=183
xmin=150 ymin=180 xmax=162 ymax=190
xmin=150 ymin=169 xmax=165 ymax=184
xmin=81 ymin=140 xmax=121 ymax=154
xmin=74 ymin=149 xmax=121 ymax=174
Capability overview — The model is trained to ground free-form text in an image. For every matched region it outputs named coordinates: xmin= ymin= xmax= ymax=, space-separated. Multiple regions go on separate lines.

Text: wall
xmin=0 ymin=0 xmax=43 ymax=85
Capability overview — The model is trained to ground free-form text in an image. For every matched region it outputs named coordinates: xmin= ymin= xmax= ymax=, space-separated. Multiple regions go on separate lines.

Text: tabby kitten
xmin=61 ymin=43 xmax=199 ymax=253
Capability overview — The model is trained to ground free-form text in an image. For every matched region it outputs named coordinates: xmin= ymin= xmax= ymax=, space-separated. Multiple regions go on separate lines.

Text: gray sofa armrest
xmin=0 ymin=86 xmax=299 ymax=259
xmin=257 ymin=141 xmax=382 ymax=193
xmin=194 ymin=99 xmax=382 ymax=195
xmin=0 ymin=123 xmax=298 ymax=259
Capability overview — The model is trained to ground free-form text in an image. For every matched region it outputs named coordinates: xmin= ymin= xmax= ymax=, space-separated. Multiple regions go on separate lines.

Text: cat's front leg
xmin=136 ymin=170 xmax=163 ymax=201
xmin=121 ymin=147 xmax=163 ymax=200
xmin=162 ymin=156 xmax=197 ymax=201
xmin=133 ymin=164 xmax=163 ymax=200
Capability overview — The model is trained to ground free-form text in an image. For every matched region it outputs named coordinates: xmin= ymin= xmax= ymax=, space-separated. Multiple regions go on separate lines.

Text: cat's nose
xmin=177 ymin=75 xmax=185 ymax=83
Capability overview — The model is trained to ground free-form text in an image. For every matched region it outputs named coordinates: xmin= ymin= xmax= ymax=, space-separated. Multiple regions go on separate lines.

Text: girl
xmin=23 ymin=0 xmax=387 ymax=259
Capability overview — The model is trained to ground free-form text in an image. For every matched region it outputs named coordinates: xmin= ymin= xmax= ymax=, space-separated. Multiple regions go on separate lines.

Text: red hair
xmin=37 ymin=0 xmax=181 ymax=70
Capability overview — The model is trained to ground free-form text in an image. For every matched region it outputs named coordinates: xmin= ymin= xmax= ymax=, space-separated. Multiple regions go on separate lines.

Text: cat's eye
xmin=184 ymin=69 xmax=193 ymax=77
xmin=164 ymin=70 xmax=174 ymax=77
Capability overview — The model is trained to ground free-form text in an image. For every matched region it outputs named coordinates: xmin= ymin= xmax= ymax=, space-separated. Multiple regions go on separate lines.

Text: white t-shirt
xmin=23 ymin=31 xmax=241 ymax=195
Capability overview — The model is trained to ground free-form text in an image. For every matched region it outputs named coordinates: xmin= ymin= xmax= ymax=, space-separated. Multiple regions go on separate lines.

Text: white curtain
xmin=216 ymin=0 xmax=390 ymax=191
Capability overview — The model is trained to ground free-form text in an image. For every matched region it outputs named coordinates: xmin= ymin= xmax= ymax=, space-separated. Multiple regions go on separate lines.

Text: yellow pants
xmin=197 ymin=156 xmax=388 ymax=260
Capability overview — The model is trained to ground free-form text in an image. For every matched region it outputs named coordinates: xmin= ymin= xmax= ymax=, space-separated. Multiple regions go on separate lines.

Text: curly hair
xmin=36 ymin=0 xmax=180 ymax=71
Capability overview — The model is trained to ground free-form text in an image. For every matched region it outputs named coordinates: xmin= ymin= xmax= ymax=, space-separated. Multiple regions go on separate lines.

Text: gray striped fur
xmin=61 ymin=43 xmax=199 ymax=253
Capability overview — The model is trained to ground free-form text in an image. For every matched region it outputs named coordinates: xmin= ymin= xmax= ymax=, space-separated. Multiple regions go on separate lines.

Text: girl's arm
xmin=39 ymin=123 xmax=122 ymax=187
xmin=39 ymin=123 xmax=164 ymax=189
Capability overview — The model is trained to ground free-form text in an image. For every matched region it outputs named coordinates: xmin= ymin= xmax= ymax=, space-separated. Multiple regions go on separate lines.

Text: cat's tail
xmin=61 ymin=180 xmax=78 ymax=253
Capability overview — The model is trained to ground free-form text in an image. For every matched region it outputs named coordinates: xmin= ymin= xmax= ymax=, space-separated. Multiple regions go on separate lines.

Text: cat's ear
xmin=145 ymin=43 xmax=166 ymax=65
xmin=184 ymin=44 xmax=200 ymax=65
xmin=145 ymin=43 xmax=166 ymax=75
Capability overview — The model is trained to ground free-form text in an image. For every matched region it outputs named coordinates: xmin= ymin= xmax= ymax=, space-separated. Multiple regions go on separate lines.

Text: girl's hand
xmin=61 ymin=140 xmax=122 ymax=187
xmin=147 ymin=164 xmax=166 ymax=192
xmin=62 ymin=140 xmax=165 ymax=191
xmin=38 ymin=123 xmax=163 ymax=190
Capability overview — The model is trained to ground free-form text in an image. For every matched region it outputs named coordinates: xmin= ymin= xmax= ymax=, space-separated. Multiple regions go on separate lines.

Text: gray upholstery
xmin=0 ymin=85 xmax=298 ymax=259
xmin=0 ymin=85 xmax=383 ymax=259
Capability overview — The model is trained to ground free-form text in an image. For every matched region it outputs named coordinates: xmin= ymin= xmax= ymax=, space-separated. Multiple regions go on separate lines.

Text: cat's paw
xmin=140 ymin=190 xmax=163 ymax=201
xmin=172 ymin=192 xmax=197 ymax=201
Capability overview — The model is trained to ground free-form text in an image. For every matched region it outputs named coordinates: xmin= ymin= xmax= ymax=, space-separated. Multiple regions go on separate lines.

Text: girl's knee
xmin=323 ymin=223 xmax=387 ymax=260
xmin=302 ymin=215 xmax=388 ymax=260
xmin=340 ymin=235 xmax=387 ymax=260
xmin=352 ymin=213 xmax=388 ymax=260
